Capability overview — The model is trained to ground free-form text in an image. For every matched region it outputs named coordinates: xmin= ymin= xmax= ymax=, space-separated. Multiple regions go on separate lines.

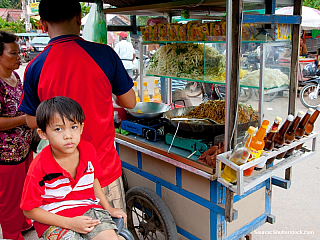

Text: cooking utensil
xmin=125 ymin=102 xmax=171 ymax=119
xmin=163 ymin=106 xmax=258 ymax=138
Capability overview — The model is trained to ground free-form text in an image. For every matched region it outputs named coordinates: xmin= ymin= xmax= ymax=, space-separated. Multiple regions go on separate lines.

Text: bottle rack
xmin=216 ymin=132 xmax=317 ymax=196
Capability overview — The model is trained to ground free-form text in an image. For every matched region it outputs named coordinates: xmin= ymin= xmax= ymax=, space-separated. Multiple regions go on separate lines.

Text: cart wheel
xmin=126 ymin=186 xmax=178 ymax=240
xmin=254 ymin=89 xmax=278 ymax=102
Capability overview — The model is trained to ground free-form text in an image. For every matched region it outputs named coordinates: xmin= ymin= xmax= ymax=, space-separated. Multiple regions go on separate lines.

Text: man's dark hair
xmin=0 ymin=31 xmax=19 ymax=56
xmin=39 ymin=0 xmax=81 ymax=23
xmin=36 ymin=96 xmax=85 ymax=132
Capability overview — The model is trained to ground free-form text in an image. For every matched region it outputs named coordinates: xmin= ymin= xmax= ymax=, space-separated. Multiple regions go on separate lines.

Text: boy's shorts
xmin=42 ymin=208 xmax=118 ymax=240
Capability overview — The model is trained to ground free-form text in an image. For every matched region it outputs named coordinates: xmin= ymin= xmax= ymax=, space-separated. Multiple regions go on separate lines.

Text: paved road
xmin=1 ymin=63 xmax=319 ymax=239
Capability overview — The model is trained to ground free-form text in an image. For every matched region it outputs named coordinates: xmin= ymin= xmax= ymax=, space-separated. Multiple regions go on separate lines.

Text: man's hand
xmin=67 ymin=216 xmax=101 ymax=234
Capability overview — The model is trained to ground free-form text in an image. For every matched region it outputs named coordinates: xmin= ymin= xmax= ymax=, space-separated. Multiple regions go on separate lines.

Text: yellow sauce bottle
xmin=143 ymin=82 xmax=150 ymax=102
xmin=152 ymin=79 xmax=162 ymax=103
xmin=133 ymin=81 xmax=140 ymax=103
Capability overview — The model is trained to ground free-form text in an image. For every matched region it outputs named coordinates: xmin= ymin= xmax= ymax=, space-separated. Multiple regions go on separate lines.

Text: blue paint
xmin=176 ymin=168 xmax=182 ymax=188
xmin=265 ymin=179 xmax=271 ymax=215
xmin=243 ymin=14 xmax=301 ymax=24
xmin=226 ymin=214 xmax=267 ymax=239
xmin=156 ymin=183 xmax=162 ymax=197
xmin=272 ymin=176 xmax=291 ymax=189
xmin=177 ymin=226 xmax=201 ymax=240
xmin=115 ymin=142 xmax=119 ymax=154
xmin=137 ymin=151 xmax=142 ymax=169
xmin=121 ymin=161 xmax=226 ymax=215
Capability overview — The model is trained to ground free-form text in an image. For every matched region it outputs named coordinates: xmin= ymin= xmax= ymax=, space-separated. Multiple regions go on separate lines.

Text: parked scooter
xmin=299 ymin=60 xmax=320 ymax=108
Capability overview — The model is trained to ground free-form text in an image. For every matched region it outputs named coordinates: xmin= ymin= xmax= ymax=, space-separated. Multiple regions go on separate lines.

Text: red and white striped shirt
xmin=21 ymin=140 xmax=103 ymax=237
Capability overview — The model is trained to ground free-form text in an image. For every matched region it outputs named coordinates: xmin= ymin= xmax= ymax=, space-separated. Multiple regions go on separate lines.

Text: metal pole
xmin=225 ymin=0 xmax=232 ymax=152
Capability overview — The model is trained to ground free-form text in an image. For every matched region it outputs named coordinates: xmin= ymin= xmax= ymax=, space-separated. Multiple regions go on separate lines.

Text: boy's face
xmin=37 ymin=114 xmax=83 ymax=156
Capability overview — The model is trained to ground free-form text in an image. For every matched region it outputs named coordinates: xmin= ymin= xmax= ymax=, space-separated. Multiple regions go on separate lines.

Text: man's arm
xmin=113 ymin=88 xmax=136 ymax=109
xmin=131 ymin=53 xmax=136 ymax=61
xmin=23 ymin=207 xmax=100 ymax=234
xmin=26 ymin=114 xmax=38 ymax=129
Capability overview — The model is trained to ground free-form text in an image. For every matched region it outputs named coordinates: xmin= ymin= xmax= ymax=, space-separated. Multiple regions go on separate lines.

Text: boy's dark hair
xmin=0 ymin=31 xmax=19 ymax=56
xmin=36 ymin=96 xmax=85 ymax=132
xmin=39 ymin=0 xmax=81 ymax=23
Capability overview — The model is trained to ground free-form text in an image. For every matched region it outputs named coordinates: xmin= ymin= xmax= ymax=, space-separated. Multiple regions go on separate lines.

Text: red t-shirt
xmin=19 ymin=35 xmax=134 ymax=187
xmin=20 ymin=140 xmax=103 ymax=237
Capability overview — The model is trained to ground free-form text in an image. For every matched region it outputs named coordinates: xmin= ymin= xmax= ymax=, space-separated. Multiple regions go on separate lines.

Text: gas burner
xmin=121 ymin=118 xmax=166 ymax=141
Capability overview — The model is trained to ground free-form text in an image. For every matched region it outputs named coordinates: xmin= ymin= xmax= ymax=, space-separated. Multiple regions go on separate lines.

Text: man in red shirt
xmin=19 ymin=0 xmax=135 ymax=214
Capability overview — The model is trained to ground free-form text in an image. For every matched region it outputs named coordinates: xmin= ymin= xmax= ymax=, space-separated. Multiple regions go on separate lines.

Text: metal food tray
xmin=216 ymin=132 xmax=317 ymax=195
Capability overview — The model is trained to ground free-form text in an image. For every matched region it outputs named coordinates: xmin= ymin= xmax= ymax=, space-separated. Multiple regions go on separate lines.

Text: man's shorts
xmin=42 ymin=208 xmax=118 ymax=240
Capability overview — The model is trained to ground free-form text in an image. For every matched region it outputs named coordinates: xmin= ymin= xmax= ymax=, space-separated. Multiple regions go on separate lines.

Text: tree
xmin=0 ymin=0 xmax=21 ymax=9
xmin=81 ymin=2 xmax=91 ymax=16
xmin=303 ymin=0 xmax=320 ymax=10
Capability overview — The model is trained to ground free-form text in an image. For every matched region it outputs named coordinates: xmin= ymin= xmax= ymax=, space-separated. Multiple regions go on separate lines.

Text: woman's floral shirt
xmin=0 ymin=72 xmax=32 ymax=165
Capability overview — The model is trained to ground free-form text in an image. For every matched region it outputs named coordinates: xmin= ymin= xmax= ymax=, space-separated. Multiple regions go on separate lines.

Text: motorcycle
xmin=299 ymin=60 xmax=320 ymax=108
xmin=19 ymin=44 xmax=30 ymax=63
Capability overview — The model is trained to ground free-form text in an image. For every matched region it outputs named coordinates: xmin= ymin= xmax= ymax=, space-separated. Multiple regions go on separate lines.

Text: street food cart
xmin=101 ymin=0 xmax=315 ymax=239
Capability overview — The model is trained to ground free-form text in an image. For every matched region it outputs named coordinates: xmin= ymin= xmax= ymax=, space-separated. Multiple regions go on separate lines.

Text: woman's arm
xmin=93 ymin=178 xmax=127 ymax=222
xmin=0 ymin=115 xmax=27 ymax=131
xmin=23 ymin=207 xmax=101 ymax=234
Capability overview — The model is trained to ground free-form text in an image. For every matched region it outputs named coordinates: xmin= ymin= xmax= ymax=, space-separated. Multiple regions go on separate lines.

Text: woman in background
xmin=0 ymin=31 xmax=33 ymax=240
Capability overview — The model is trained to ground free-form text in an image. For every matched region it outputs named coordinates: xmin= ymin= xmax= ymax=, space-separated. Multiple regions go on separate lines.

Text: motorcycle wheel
xmin=254 ymin=89 xmax=278 ymax=102
xmin=299 ymin=83 xmax=320 ymax=108
xmin=185 ymin=82 xmax=202 ymax=97
xmin=132 ymin=69 xmax=139 ymax=81
xmin=239 ymin=87 xmax=253 ymax=103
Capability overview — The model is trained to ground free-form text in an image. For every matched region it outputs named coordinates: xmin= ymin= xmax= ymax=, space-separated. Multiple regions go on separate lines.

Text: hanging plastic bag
xmin=82 ymin=3 xmax=108 ymax=44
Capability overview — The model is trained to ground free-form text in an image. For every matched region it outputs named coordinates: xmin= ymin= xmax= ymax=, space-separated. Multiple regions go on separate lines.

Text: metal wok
xmin=163 ymin=106 xmax=258 ymax=138
xmin=163 ymin=106 xmax=224 ymax=136
xmin=125 ymin=102 xmax=171 ymax=119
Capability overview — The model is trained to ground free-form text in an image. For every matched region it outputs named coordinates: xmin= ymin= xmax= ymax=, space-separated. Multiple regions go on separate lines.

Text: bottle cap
xmin=297 ymin=111 xmax=304 ymax=117
xmin=247 ymin=126 xmax=256 ymax=135
xmin=287 ymin=114 xmax=294 ymax=122
xmin=261 ymin=120 xmax=269 ymax=128
xmin=274 ymin=117 xmax=282 ymax=124
xmin=143 ymin=82 xmax=147 ymax=86
xmin=154 ymin=79 xmax=159 ymax=84
xmin=134 ymin=81 xmax=137 ymax=87
xmin=307 ymin=108 xmax=315 ymax=114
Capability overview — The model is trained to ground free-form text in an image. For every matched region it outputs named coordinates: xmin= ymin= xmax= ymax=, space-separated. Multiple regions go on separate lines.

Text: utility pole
xmin=21 ymin=0 xmax=31 ymax=32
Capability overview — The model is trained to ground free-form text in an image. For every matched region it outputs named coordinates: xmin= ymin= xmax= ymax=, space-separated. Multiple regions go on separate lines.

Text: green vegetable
xmin=181 ymin=10 xmax=190 ymax=19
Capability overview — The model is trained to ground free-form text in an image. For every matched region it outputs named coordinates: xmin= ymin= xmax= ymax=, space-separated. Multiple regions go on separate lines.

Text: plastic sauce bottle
xmin=221 ymin=126 xmax=255 ymax=183
xmin=133 ymin=81 xmax=140 ymax=103
xmin=273 ymin=114 xmax=294 ymax=159
xmin=305 ymin=105 xmax=320 ymax=135
xmin=284 ymin=111 xmax=304 ymax=157
xmin=143 ymin=82 xmax=151 ymax=102
xmin=243 ymin=120 xmax=269 ymax=176
xmin=256 ymin=117 xmax=282 ymax=169
xmin=152 ymin=79 xmax=162 ymax=102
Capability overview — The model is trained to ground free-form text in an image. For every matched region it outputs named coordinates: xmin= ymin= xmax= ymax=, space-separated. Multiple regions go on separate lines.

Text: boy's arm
xmin=23 ymin=207 xmax=101 ymax=234
xmin=93 ymin=178 xmax=127 ymax=222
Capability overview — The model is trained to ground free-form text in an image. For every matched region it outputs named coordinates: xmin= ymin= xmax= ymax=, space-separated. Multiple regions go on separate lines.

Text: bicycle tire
xmin=238 ymin=87 xmax=253 ymax=102
xmin=299 ymin=83 xmax=320 ymax=108
xmin=254 ymin=89 xmax=278 ymax=102
xmin=126 ymin=186 xmax=178 ymax=240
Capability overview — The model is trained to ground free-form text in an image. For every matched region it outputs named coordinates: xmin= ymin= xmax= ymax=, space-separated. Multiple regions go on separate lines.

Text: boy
xmin=20 ymin=96 xmax=126 ymax=240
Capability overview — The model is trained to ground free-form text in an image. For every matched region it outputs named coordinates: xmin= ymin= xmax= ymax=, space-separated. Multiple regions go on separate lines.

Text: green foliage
xmin=0 ymin=0 xmax=21 ymax=9
xmin=80 ymin=2 xmax=91 ymax=16
xmin=303 ymin=0 xmax=320 ymax=10
xmin=0 ymin=18 xmax=25 ymax=33
xmin=137 ymin=16 xmax=149 ymax=26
